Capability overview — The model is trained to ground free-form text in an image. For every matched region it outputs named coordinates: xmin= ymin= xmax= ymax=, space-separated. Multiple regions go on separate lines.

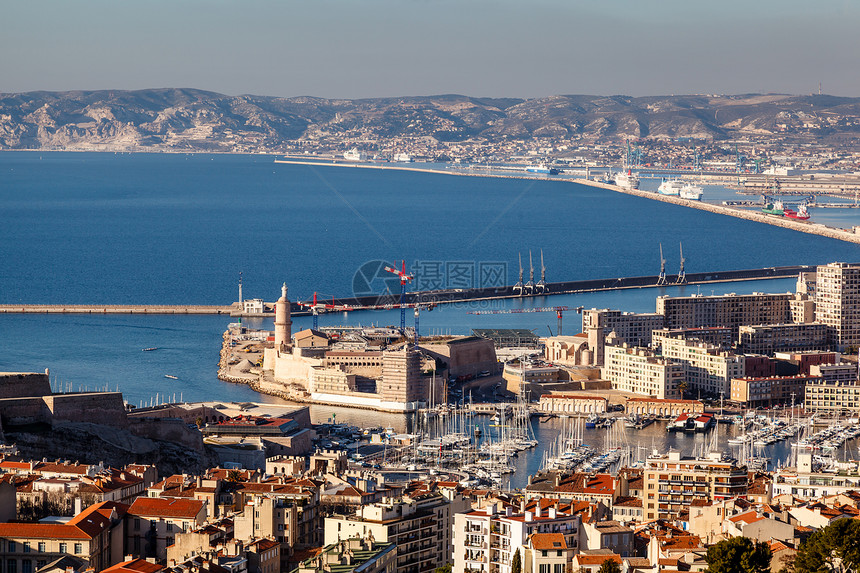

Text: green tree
xmin=597 ymin=559 xmax=621 ymax=573
xmin=705 ymin=537 xmax=771 ymax=573
xmin=795 ymin=518 xmax=860 ymax=573
xmin=511 ymin=549 xmax=522 ymax=573
xmin=677 ymin=380 xmax=689 ymax=399
xmin=434 ymin=565 xmax=451 ymax=573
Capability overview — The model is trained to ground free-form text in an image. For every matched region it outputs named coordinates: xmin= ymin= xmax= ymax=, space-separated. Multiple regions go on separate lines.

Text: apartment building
xmin=730 ymin=375 xmax=820 ymax=408
xmin=452 ymin=502 xmax=581 ymax=573
xmin=0 ymin=501 xmax=127 ymax=573
xmin=581 ymin=309 xmax=665 ymax=366
xmin=126 ymin=497 xmax=207 ymax=561
xmin=736 ymin=323 xmax=828 ymax=355
xmin=642 ymin=452 xmax=748 ymax=520
xmin=653 ymin=334 xmax=745 ymax=396
xmin=324 ymin=491 xmax=468 ymax=573
xmin=656 ymin=292 xmax=793 ymax=334
xmin=805 ymin=380 xmax=860 ymax=412
xmin=815 ymin=262 xmax=860 ymax=350
xmin=603 ymin=346 xmax=683 ymax=399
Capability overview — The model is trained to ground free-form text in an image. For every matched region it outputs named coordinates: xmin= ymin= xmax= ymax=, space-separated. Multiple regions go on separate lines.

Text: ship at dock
xmin=526 ymin=163 xmax=560 ymax=175
xmin=614 ymin=170 xmax=640 ymax=190
xmin=657 ymin=179 xmax=683 ymax=196
xmin=679 ymin=182 xmax=704 ymax=201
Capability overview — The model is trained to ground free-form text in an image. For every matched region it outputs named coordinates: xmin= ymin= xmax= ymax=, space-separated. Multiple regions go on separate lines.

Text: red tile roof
xmin=103 ymin=559 xmax=166 ymax=573
xmin=529 ymin=533 xmax=567 ymax=551
xmin=129 ymin=497 xmax=205 ymax=519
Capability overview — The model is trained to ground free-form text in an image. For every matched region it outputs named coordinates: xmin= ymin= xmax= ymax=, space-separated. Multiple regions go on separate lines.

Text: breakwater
xmin=576 ymin=179 xmax=860 ymax=244
xmin=0 ymin=304 xmax=237 ymax=315
xmin=0 ymin=266 xmax=813 ymax=317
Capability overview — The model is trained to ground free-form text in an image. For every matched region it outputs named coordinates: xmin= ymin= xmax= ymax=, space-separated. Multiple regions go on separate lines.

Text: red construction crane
xmin=467 ymin=306 xmax=583 ymax=336
xmin=384 ymin=260 xmax=414 ymax=334
xmin=298 ymin=292 xmax=358 ymax=329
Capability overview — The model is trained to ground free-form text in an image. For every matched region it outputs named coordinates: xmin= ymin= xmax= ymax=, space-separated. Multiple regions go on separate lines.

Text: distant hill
xmin=1 ymin=89 xmax=859 ymax=151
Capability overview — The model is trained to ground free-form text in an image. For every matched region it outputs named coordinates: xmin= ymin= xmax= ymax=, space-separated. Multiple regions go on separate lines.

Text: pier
xmin=0 ymin=304 xmax=237 ymax=315
xmin=0 ymin=265 xmax=815 ymax=316
xmin=575 ymin=179 xmax=860 ymax=244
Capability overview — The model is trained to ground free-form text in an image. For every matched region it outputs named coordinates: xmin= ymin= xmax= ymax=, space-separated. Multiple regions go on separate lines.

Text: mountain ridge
xmin=1 ymin=89 xmax=858 ymax=152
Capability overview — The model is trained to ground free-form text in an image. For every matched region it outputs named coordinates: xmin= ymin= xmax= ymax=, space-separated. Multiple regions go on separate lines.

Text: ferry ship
xmin=393 ymin=153 xmax=412 ymax=163
xmin=657 ymin=179 xmax=683 ymax=196
xmin=526 ymin=163 xmax=560 ymax=175
xmin=614 ymin=170 xmax=640 ymax=190
xmin=679 ymin=183 xmax=704 ymax=201
xmin=343 ymin=148 xmax=367 ymax=162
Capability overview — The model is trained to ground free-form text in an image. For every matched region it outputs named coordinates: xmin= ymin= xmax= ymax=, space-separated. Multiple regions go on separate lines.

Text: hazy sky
xmin=2 ymin=0 xmax=858 ymax=99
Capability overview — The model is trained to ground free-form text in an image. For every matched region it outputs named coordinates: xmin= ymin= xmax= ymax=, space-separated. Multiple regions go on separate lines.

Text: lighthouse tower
xmin=274 ymin=283 xmax=292 ymax=349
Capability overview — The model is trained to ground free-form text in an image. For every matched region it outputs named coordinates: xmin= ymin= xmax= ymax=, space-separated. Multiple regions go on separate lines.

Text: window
xmin=134 ymin=518 xmax=141 ymax=530
xmin=166 ymin=523 xmax=173 ymax=532
xmin=9 ymin=542 xmax=15 ymax=553
xmin=554 ymin=564 xmax=564 ymax=573
xmin=37 ymin=544 xmax=45 ymax=553
xmin=22 ymin=561 xmax=31 ymax=573
xmin=74 ymin=544 xmax=82 ymax=555
xmin=23 ymin=544 xmax=30 ymax=554
xmin=9 ymin=560 xmax=17 ymax=573
xmin=59 ymin=543 xmax=67 ymax=554
xmin=539 ymin=565 xmax=550 ymax=573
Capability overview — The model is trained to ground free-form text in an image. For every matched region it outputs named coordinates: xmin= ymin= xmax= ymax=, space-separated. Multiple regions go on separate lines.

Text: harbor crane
xmin=525 ymin=251 xmax=536 ymax=295
xmin=514 ymin=254 xmax=524 ymax=297
xmin=657 ymin=243 xmax=668 ymax=286
xmin=384 ymin=260 xmax=414 ymax=334
xmin=536 ymin=250 xmax=547 ymax=294
xmin=467 ymin=305 xmax=584 ymax=337
xmin=676 ymin=243 xmax=687 ymax=284
xmin=412 ymin=303 xmax=437 ymax=341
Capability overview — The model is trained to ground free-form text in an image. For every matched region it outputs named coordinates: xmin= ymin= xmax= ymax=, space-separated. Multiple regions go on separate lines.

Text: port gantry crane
xmin=384 ymin=260 xmax=414 ymax=334
xmin=657 ymin=243 xmax=668 ymax=286
xmin=524 ymin=251 xmax=536 ymax=295
xmin=535 ymin=249 xmax=547 ymax=294
xmin=513 ymin=254 xmax=524 ymax=297
xmin=467 ymin=305 xmax=584 ymax=337
xmin=676 ymin=243 xmax=687 ymax=284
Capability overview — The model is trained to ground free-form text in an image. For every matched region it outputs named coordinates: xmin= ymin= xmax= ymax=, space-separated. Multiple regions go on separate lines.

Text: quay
xmin=574 ymin=178 xmax=860 ymax=245
xmin=0 ymin=265 xmax=815 ymax=317
xmin=0 ymin=304 xmax=237 ymax=315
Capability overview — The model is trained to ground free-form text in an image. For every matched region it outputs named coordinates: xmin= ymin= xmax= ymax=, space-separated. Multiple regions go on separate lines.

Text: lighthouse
xmin=274 ymin=283 xmax=292 ymax=349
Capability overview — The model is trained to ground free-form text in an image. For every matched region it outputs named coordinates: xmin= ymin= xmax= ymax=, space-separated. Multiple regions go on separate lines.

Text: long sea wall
xmin=573 ymin=179 xmax=860 ymax=245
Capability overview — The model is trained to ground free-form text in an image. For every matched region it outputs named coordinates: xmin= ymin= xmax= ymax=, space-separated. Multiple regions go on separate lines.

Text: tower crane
xmin=384 ymin=260 xmax=414 ymax=334
xmin=467 ymin=305 xmax=583 ymax=337
xmin=298 ymin=292 xmax=358 ymax=329
xmin=412 ymin=303 xmax=437 ymax=341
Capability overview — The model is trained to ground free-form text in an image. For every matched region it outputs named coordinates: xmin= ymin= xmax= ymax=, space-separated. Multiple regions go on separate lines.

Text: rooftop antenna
xmin=514 ymin=254 xmax=524 ymax=297
xmin=675 ymin=243 xmax=687 ymax=284
xmin=536 ymin=249 xmax=547 ymax=294
xmin=238 ymin=271 xmax=243 ymax=305
xmin=525 ymin=251 xmax=535 ymax=295
xmin=657 ymin=243 xmax=668 ymax=286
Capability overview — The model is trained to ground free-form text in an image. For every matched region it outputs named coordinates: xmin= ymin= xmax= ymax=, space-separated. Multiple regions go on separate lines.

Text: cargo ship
xmin=785 ymin=204 xmax=811 ymax=220
xmin=762 ymin=199 xmax=786 ymax=215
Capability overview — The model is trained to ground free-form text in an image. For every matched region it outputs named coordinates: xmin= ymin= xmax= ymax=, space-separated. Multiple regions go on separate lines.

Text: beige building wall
xmin=604 ymin=345 xmax=683 ymax=399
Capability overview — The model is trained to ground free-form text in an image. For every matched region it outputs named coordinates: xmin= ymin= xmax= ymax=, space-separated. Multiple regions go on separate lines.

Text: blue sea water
xmin=2 ymin=153 xmax=860 ymax=485
xmin=1 ymin=152 xmax=858 ymax=305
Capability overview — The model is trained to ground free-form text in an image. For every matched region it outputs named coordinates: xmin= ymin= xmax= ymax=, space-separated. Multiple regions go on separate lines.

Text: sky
xmin=2 ymin=0 xmax=858 ymax=99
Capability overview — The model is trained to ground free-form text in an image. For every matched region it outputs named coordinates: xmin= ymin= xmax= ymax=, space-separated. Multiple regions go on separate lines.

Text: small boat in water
xmin=164 ymin=375 xmax=178 ymax=380
xmin=142 ymin=347 xmax=158 ymax=352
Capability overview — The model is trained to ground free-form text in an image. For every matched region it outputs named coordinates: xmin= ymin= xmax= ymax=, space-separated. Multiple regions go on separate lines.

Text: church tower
xmin=275 ymin=283 xmax=292 ymax=348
